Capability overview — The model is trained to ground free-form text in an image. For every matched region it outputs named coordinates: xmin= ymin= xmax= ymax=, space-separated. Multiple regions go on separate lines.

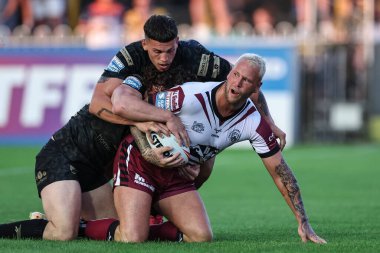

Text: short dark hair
xmin=143 ymin=15 xmax=178 ymax=42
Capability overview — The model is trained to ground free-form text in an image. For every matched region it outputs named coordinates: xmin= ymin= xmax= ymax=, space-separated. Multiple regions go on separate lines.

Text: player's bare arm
xmin=130 ymin=126 xmax=184 ymax=168
xmin=89 ymin=76 xmax=135 ymax=125
xmin=112 ymin=83 xmax=190 ymax=146
xmin=262 ymin=151 xmax=326 ymax=244
xmin=250 ymin=90 xmax=287 ymax=150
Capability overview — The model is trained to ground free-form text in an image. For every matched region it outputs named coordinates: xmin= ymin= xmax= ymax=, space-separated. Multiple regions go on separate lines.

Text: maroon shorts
xmin=113 ymin=135 xmax=196 ymax=202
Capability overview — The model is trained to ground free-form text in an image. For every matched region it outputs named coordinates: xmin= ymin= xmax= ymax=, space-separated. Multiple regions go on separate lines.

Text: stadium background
xmin=0 ymin=1 xmax=380 ymax=252
xmin=1 ymin=0 xmax=380 ymax=145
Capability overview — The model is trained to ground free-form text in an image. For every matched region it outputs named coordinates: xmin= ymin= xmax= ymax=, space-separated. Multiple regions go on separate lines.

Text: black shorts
xmin=35 ymin=138 xmax=111 ymax=197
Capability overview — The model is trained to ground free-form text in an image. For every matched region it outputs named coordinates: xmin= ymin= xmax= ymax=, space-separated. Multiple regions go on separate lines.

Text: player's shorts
xmin=35 ymin=138 xmax=111 ymax=197
xmin=113 ymin=135 xmax=196 ymax=203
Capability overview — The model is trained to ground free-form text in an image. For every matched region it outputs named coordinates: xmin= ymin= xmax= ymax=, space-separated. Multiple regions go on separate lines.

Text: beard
xmin=224 ymin=83 xmax=241 ymax=105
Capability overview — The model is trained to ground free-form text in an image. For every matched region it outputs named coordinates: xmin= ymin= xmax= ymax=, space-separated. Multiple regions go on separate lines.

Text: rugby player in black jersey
xmin=0 ymin=15 xmax=286 ymax=240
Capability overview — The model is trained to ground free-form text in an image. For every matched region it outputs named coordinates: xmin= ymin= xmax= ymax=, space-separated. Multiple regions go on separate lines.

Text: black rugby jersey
xmin=52 ymin=40 xmax=232 ymax=175
xmin=102 ymin=40 xmax=232 ymax=94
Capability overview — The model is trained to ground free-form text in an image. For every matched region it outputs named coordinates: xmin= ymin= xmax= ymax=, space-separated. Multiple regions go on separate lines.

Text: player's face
xmin=142 ymin=37 xmax=179 ymax=72
xmin=225 ymin=60 xmax=262 ymax=105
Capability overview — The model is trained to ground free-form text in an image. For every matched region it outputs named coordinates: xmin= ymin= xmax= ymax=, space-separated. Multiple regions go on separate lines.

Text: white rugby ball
xmin=147 ymin=132 xmax=190 ymax=163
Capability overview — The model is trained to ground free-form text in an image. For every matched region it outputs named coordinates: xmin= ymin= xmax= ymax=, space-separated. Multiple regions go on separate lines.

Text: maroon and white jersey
xmin=149 ymin=81 xmax=280 ymax=165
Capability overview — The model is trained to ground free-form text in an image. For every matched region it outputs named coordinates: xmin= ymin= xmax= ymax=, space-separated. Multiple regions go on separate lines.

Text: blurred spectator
xmin=79 ymin=0 xmax=126 ymax=48
xmin=31 ymin=0 xmax=66 ymax=29
xmin=227 ymin=0 xmax=250 ymax=25
xmin=251 ymin=7 xmax=275 ymax=36
xmin=0 ymin=0 xmax=34 ymax=30
xmin=189 ymin=0 xmax=232 ymax=39
xmin=123 ymin=0 xmax=152 ymax=42
xmin=376 ymin=0 xmax=380 ymax=40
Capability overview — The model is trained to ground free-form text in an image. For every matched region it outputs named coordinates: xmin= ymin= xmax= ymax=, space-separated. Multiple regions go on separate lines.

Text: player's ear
xmin=142 ymin=39 xmax=148 ymax=50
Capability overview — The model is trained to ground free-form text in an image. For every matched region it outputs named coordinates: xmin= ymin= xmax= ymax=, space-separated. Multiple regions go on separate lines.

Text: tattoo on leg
xmin=257 ymin=91 xmax=269 ymax=116
xmin=275 ymin=158 xmax=308 ymax=223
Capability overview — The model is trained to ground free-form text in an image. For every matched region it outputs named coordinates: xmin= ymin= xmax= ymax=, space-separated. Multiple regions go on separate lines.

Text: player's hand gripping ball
xmin=147 ymin=132 xmax=190 ymax=163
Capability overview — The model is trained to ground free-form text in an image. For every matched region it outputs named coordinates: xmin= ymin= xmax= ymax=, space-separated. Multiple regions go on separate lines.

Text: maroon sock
xmin=148 ymin=221 xmax=182 ymax=241
xmin=84 ymin=218 xmax=118 ymax=241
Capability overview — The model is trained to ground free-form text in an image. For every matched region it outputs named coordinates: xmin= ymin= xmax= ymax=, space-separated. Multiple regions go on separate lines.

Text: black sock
xmin=106 ymin=220 xmax=120 ymax=241
xmin=77 ymin=219 xmax=87 ymax=238
xmin=0 ymin=219 xmax=48 ymax=239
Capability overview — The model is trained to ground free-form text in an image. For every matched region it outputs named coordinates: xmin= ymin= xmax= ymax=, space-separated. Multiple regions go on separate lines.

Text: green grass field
xmin=0 ymin=144 xmax=379 ymax=253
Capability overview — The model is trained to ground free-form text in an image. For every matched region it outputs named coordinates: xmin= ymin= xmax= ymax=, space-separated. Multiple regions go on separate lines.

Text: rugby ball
xmin=147 ymin=132 xmax=190 ymax=163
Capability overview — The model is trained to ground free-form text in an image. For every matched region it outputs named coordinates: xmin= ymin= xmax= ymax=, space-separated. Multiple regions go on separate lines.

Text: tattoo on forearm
xmin=96 ymin=108 xmax=113 ymax=117
xmin=98 ymin=76 xmax=110 ymax=83
xmin=275 ymin=158 xmax=308 ymax=223
xmin=257 ymin=91 xmax=269 ymax=116
xmin=130 ymin=127 xmax=160 ymax=165
xmin=131 ymin=127 xmax=150 ymax=152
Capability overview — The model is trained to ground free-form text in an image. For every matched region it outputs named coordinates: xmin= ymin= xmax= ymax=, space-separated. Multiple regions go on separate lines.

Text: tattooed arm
xmin=261 ymin=151 xmax=327 ymax=244
xmin=130 ymin=126 xmax=207 ymax=184
xmin=89 ymin=76 xmax=135 ymax=125
xmin=250 ymin=90 xmax=287 ymax=150
xmin=130 ymin=126 xmax=185 ymax=168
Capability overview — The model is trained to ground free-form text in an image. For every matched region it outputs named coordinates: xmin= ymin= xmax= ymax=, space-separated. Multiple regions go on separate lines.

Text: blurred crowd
xmin=1 ymin=0 xmax=380 ymax=48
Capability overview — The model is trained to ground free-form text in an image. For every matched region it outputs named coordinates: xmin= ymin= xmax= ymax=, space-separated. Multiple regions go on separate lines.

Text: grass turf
xmin=0 ymin=144 xmax=379 ymax=253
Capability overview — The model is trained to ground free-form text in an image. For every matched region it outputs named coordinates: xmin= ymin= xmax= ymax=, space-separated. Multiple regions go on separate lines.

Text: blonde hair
xmin=236 ymin=53 xmax=266 ymax=80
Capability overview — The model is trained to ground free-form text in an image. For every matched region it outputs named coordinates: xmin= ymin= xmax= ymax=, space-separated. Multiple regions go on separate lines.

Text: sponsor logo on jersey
xmin=190 ymin=145 xmax=218 ymax=164
xmin=134 ymin=173 xmax=155 ymax=191
xmin=228 ymin=129 xmax=241 ymax=143
xmin=105 ymin=56 xmax=125 ymax=73
xmin=212 ymin=128 xmax=222 ymax=138
xmin=120 ymin=48 xmax=134 ymax=66
xmin=269 ymin=132 xmax=275 ymax=142
xmin=35 ymin=170 xmax=47 ymax=185
xmin=212 ymin=56 xmax=220 ymax=78
xmin=191 ymin=121 xmax=205 ymax=133
xmin=169 ymin=90 xmax=180 ymax=111
xmin=155 ymin=89 xmax=182 ymax=112
xmin=197 ymin=54 xmax=210 ymax=77
xmin=70 ymin=165 xmax=77 ymax=175
xmin=123 ymin=76 xmax=142 ymax=91
xmin=155 ymin=91 xmax=168 ymax=110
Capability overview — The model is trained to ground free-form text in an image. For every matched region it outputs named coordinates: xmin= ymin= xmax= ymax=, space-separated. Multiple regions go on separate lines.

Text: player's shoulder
xmin=115 ymin=41 xmax=145 ymax=64
xmin=123 ymin=40 xmax=143 ymax=50
xmin=178 ymin=39 xmax=210 ymax=54
xmin=180 ymin=81 xmax=221 ymax=93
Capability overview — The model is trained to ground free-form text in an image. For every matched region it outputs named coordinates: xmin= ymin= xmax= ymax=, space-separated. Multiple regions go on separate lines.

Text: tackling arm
xmin=89 ymin=76 xmax=136 ymax=125
xmin=112 ymin=84 xmax=190 ymax=146
xmin=261 ymin=151 xmax=326 ymax=244
xmin=111 ymin=85 xmax=172 ymax=123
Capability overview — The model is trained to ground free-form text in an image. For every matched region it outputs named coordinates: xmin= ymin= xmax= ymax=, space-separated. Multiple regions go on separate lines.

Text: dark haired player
xmin=0 ymin=15 xmax=285 ymax=241
xmin=83 ymin=54 xmax=325 ymax=244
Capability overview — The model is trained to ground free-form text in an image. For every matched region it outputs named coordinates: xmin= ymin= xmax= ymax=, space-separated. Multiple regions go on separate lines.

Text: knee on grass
xmin=117 ymin=227 xmax=148 ymax=243
xmin=184 ymin=228 xmax=213 ymax=242
xmin=44 ymin=222 xmax=79 ymax=241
